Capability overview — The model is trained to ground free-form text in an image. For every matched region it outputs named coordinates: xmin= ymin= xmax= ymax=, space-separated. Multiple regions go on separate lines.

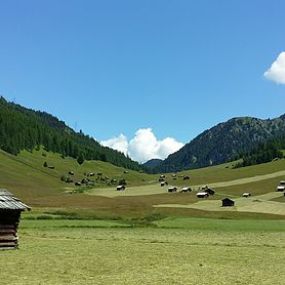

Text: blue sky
xmin=0 ymin=0 xmax=285 ymax=161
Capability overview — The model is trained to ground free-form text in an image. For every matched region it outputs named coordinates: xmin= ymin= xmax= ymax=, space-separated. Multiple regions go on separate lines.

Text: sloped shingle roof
xmin=0 ymin=189 xmax=30 ymax=210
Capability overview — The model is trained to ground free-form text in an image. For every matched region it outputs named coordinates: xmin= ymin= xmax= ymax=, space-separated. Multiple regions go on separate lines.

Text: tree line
xmin=233 ymin=138 xmax=285 ymax=168
xmin=0 ymin=96 xmax=141 ymax=171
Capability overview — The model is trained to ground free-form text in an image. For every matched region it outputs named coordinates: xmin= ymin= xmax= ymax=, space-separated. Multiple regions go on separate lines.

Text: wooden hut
xmin=0 ymin=189 xmax=30 ymax=249
xmin=205 ymin=188 xmax=215 ymax=195
xmin=196 ymin=192 xmax=209 ymax=198
xmin=222 ymin=198 xmax=235 ymax=207
xmin=116 ymin=185 xmax=125 ymax=191
xmin=276 ymin=185 xmax=285 ymax=192
xmin=168 ymin=186 xmax=177 ymax=193
xmin=180 ymin=187 xmax=192 ymax=193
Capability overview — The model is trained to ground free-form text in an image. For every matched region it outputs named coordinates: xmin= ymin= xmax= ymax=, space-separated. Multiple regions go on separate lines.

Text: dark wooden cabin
xmin=0 ymin=189 xmax=30 ymax=249
xmin=221 ymin=198 xmax=235 ymax=207
xmin=205 ymin=188 xmax=215 ymax=195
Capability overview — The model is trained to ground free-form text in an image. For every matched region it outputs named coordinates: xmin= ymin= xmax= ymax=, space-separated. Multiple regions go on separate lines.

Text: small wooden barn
xmin=0 ymin=189 xmax=30 ymax=249
xmin=205 ymin=188 xmax=215 ymax=195
xmin=116 ymin=185 xmax=125 ymax=191
xmin=180 ymin=187 xmax=192 ymax=193
xmin=222 ymin=198 xmax=235 ymax=207
xmin=168 ymin=186 xmax=177 ymax=193
xmin=276 ymin=185 xmax=285 ymax=192
xmin=196 ymin=192 xmax=209 ymax=198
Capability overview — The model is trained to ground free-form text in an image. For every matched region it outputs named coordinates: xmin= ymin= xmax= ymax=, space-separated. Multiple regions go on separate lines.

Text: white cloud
xmin=264 ymin=51 xmax=285 ymax=84
xmin=101 ymin=134 xmax=128 ymax=155
xmin=100 ymin=128 xmax=184 ymax=163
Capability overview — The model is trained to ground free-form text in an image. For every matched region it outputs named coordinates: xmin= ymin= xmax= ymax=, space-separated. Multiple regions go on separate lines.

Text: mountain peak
xmin=153 ymin=114 xmax=285 ymax=173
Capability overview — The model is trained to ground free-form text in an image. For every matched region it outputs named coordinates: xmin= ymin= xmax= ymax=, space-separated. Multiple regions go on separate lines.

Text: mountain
xmin=143 ymin=159 xmax=163 ymax=169
xmin=0 ymin=96 xmax=141 ymax=171
xmin=153 ymin=115 xmax=285 ymax=173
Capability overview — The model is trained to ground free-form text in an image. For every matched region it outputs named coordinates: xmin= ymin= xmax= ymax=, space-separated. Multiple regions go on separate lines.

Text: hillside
xmin=0 ymin=148 xmax=156 ymax=201
xmin=0 ymin=96 xmax=141 ymax=171
xmin=153 ymin=115 xmax=285 ymax=173
xmin=143 ymin=159 xmax=163 ymax=169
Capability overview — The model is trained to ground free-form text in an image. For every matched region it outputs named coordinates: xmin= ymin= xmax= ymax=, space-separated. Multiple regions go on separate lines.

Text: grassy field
xmin=1 ymin=218 xmax=285 ymax=285
xmin=1 ymin=148 xmax=285 ymax=219
xmin=1 ymin=149 xmax=285 ymax=284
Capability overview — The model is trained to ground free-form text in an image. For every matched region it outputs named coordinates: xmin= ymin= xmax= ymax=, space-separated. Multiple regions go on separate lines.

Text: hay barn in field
xmin=0 ymin=189 xmax=30 ymax=249
xmin=205 ymin=188 xmax=215 ymax=195
xmin=196 ymin=192 xmax=209 ymax=198
xmin=222 ymin=198 xmax=235 ymax=207
xmin=168 ymin=186 xmax=177 ymax=193
xmin=116 ymin=185 xmax=125 ymax=191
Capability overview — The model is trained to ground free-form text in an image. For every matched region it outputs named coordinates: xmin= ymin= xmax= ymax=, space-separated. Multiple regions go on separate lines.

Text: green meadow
xmin=0 ymin=218 xmax=285 ymax=285
xmin=1 ymin=149 xmax=285 ymax=284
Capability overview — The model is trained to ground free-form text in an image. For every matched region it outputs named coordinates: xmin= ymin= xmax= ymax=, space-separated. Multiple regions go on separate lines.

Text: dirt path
xmin=193 ymin=170 xmax=285 ymax=189
xmin=90 ymin=169 xmax=285 ymax=197
xmin=154 ymin=192 xmax=285 ymax=215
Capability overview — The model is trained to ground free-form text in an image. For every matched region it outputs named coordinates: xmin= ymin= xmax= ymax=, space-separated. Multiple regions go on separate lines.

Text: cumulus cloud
xmin=101 ymin=134 xmax=128 ymax=155
xmin=100 ymin=128 xmax=184 ymax=163
xmin=264 ymin=51 xmax=285 ymax=84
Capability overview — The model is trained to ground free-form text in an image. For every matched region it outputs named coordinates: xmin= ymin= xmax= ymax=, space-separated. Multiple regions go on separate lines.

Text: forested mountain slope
xmin=0 ymin=97 xmax=141 ymax=170
xmin=153 ymin=116 xmax=285 ymax=173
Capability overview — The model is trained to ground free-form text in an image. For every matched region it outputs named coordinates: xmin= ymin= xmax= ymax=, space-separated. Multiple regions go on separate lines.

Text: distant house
xmin=196 ymin=192 xmax=209 ymax=198
xmin=276 ymin=185 xmax=285 ymax=192
xmin=205 ymin=188 xmax=215 ymax=195
xmin=222 ymin=198 xmax=235 ymax=207
xmin=168 ymin=187 xmax=177 ymax=193
xmin=183 ymin=176 xmax=190 ymax=180
xmin=0 ymin=189 xmax=30 ymax=249
xmin=180 ymin=187 xmax=192 ymax=193
xmin=242 ymin=193 xmax=251 ymax=198
xmin=279 ymin=181 xmax=285 ymax=185
xmin=116 ymin=185 xmax=125 ymax=191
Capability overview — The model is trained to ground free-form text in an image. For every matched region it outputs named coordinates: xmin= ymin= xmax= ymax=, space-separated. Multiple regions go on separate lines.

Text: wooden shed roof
xmin=0 ymin=189 xmax=30 ymax=211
